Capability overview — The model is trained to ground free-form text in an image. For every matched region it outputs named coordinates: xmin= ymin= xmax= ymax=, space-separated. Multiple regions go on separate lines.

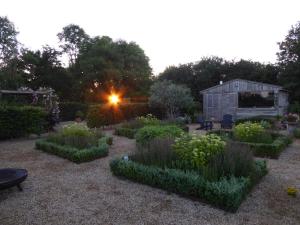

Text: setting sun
xmin=109 ymin=94 xmax=120 ymax=105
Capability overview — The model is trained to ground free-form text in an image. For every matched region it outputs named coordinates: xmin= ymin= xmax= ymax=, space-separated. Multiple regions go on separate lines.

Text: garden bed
xmin=110 ymin=158 xmax=267 ymax=212
xmin=36 ymin=123 xmax=112 ymax=163
xmin=209 ymin=130 xmax=292 ymax=159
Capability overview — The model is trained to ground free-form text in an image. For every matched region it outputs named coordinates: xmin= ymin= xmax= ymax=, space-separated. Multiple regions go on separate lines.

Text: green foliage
xmin=59 ymin=102 xmax=88 ymax=121
xmin=173 ymin=134 xmax=226 ymax=168
xmin=114 ymin=127 xmax=136 ymax=139
xmin=36 ymin=137 xmax=108 ymax=163
xmin=0 ymin=16 xmax=19 ymax=65
xmin=203 ymin=143 xmax=254 ymax=181
xmin=149 ymin=80 xmax=195 ymax=118
xmin=137 ymin=114 xmax=160 ymax=126
xmin=0 ymin=105 xmax=47 ymax=139
xmin=293 ymin=128 xmax=300 ymax=138
xmin=86 ymin=103 xmax=149 ymax=128
xmin=135 ymin=125 xmax=183 ymax=146
xmin=110 ymin=158 xmax=267 ymax=212
xmin=47 ymin=123 xmax=103 ymax=149
xmin=233 ymin=122 xmax=272 ymax=144
xmin=131 ymin=137 xmax=176 ymax=167
xmin=289 ymin=101 xmax=300 ymax=114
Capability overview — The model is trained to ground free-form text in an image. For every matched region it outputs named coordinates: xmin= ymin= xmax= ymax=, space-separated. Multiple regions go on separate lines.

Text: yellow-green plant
xmin=137 ymin=114 xmax=160 ymax=126
xmin=233 ymin=122 xmax=266 ymax=143
xmin=287 ymin=187 xmax=298 ymax=197
xmin=173 ymin=134 xmax=226 ymax=168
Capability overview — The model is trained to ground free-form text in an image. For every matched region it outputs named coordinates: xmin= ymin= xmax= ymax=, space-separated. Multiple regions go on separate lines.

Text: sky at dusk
xmin=1 ymin=0 xmax=300 ymax=74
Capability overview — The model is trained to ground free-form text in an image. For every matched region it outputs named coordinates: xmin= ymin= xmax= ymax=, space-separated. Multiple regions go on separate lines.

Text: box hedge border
xmin=36 ymin=137 xmax=110 ymax=163
xmin=114 ymin=127 xmax=137 ymax=139
xmin=209 ymin=130 xmax=292 ymax=159
xmin=110 ymin=158 xmax=267 ymax=212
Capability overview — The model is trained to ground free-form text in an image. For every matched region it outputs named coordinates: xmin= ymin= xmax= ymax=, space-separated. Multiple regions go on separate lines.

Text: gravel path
xmin=0 ymin=132 xmax=300 ymax=225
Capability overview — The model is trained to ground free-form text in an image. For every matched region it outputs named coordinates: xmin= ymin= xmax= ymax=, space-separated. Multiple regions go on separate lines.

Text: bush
xmin=36 ymin=136 xmax=109 ymax=163
xmin=110 ymin=158 xmax=267 ymax=212
xmin=135 ymin=125 xmax=183 ymax=146
xmin=0 ymin=105 xmax=47 ymax=140
xmin=235 ymin=116 xmax=276 ymax=125
xmin=48 ymin=123 xmax=102 ymax=149
xmin=114 ymin=127 xmax=137 ymax=139
xmin=233 ymin=122 xmax=272 ymax=144
xmin=59 ymin=102 xmax=88 ymax=121
xmin=173 ymin=134 xmax=226 ymax=168
xmin=136 ymin=114 xmax=160 ymax=126
xmin=293 ymin=128 xmax=300 ymax=138
xmin=131 ymin=137 xmax=176 ymax=167
xmin=203 ymin=142 xmax=254 ymax=181
xmin=210 ymin=130 xmax=292 ymax=158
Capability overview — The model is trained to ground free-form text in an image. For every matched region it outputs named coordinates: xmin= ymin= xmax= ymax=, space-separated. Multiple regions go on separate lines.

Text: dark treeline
xmin=0 ymin=17 xmax=152 ymax=102
xmin=1 ymin=16 xmax=300 ymax=106
xmin=158 ymin=21 xmax=300 ymax=105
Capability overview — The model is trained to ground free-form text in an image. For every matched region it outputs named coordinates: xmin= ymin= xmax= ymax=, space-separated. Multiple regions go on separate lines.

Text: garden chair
xmin=221 ymin=114 xmax=234 ymax=129
xmin=196 ymin=116 xmax=213 ymax=130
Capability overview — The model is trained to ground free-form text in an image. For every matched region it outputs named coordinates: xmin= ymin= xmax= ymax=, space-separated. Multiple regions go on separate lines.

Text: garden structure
xmin=200 ymin=79 xmax=289 ymax=121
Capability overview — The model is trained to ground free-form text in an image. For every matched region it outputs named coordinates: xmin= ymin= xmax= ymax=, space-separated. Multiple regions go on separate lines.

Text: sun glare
xmin=109 ymin=94 xmax=120 ymax=105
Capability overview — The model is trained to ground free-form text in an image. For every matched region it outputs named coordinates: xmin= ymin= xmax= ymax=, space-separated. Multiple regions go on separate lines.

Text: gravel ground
xmin=0 ymin=129 xmax=300 ymax=225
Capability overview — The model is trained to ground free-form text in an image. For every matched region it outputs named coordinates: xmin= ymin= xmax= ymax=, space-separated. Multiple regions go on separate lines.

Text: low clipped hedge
xmin=110 ymin=159 xmax=267 ymax=212
xmin=114 ymin=127 xmax=137 ymax=139
xmin=209 ymin=130 xmax=292 ymax=159
xmin=0 ymin=105 xmax=47 ymax=140
xmin=59 ymin=102 xmax=88 ymax=121
xmin=36 ymin=136 xmax=109 ymax=163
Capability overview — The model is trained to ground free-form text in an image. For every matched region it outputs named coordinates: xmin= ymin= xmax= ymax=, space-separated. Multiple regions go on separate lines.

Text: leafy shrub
xmin=260 ymin=120 xmax=272 ymax=129
xmin=36 ymin=137 xmax=109 ymax=163
xmin=173 ymin=134 xmax=226 ymax=168
xmin=293 ymin=128 xmax=300 ymax=138
xmin=137 ymin=114 xmax=160 ymax=126
xmin=235 ymin=116 xmax=276 ymax=125
xmin=122 ymin=119 xmax=144 ymax=129
xmin=75 ymin=110 xmax=85 ymax=119
xmin=114 ymin=127 xmax=137 ymax=139
xmin=110 ymin=158 xmax=267 ymax=212
xmin=131 ymin=137 xmax=176 ymax=167
xmin=0 ymin=105 xmax=47 ymax=140
xmin=59 ymin=102 xmax=88 ymax=121
xmin=86 ymin=106 xmax=107 ymax=128
xmin=135 ymin=125 xmax=183 ymax=146
xmin=233 ymin=122 xmax=272 ymax=143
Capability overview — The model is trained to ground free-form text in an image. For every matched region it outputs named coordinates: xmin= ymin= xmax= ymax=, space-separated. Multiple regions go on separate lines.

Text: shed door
xmin=221 ymin=93 xmax=236 ymax=120
xmin=206 ymin=93 xmax=221 ymax=120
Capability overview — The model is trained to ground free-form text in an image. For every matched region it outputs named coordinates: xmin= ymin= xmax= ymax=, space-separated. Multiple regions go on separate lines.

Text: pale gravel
xmin=0 ymin=128 xmax=300 ymax=225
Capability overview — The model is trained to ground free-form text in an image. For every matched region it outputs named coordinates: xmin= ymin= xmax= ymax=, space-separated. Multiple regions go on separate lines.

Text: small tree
xmin=149 ymin=80 xmax=194 ymax=118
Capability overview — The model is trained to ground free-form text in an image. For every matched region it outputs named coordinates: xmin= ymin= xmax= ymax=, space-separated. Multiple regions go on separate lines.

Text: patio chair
xmin=0 ymin=168 xmax=28 ymax=191
xmin=221 ymin=114 xmax=234 ymax=129
xmin=196 ymin=116 xmax=213 ymax=130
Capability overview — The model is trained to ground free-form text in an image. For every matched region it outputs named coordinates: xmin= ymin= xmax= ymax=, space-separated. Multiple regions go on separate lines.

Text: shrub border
xmin=114 ymin=127 xmax=137 ymax=139
xmin=36 ymin=137 xmax=109 ymax=163
xmin=110 ymin=158 xmax=267 ymax=212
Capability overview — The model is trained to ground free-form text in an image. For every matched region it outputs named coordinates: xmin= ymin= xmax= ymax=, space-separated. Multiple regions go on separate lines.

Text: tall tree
xmin=0 ymin=16 xmax=19 ymax=67
xmin=57 ymin=24 xmax=89 ymax=65
xmin=277 ymin=21 xmax=300 ymax=101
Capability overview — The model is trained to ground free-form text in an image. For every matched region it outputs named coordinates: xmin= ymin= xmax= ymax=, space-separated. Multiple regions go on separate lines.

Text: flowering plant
xmin=233 ymin=122 xmax=265 ymax=143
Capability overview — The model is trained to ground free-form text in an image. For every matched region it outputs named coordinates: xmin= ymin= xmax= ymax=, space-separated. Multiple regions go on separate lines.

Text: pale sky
xmin=1 ymin=0 xmax=300 ymax=75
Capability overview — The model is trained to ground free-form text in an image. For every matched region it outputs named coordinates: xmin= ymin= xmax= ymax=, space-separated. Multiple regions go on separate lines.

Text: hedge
xmin=59 ymin=102 xmax=88 ymax=121
xmin=110 ymin=159 xmax=267 ymax=212
xmin=235 ymin=116 xmax=276 ymax=125
xmin=114 ymin=127 xmax=137 ymax=139
xmin=86 ymin=103 xmax=149 ymax=128
xmin=209 ymin=130 xmax=292 ymax=159
xmin=0 ymin=105 xmax=47 ymax=140
xmin=36 ymin=137 xmax=109 ymax=163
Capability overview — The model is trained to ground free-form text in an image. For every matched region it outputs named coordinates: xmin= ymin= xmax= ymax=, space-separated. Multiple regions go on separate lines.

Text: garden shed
xmin=200 ymin=79 xmax=288 ymax=121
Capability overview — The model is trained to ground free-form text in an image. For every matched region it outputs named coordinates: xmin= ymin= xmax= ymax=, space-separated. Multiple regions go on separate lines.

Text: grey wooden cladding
xmin=200 ymin=79 xmax=288 ymax=121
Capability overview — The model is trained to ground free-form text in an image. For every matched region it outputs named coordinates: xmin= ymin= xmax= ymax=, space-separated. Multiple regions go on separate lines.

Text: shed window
xmin=238 ymin=91 xmax=275 ymax=108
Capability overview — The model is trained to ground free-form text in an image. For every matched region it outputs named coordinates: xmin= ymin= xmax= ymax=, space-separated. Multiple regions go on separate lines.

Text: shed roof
xmin=200 ymin=79 xmax=284 ymax=94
